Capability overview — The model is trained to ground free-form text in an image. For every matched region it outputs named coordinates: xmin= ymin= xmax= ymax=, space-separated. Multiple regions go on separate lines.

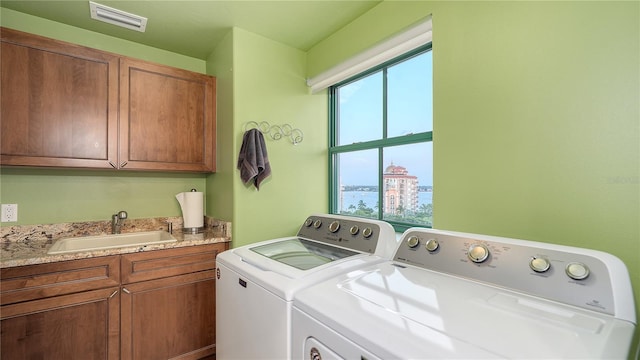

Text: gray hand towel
xmin=237 ymin=129 xmax=271 ymax=190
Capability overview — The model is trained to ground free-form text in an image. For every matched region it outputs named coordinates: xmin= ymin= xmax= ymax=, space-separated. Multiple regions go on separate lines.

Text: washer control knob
xmin=310 ymin=347 xmax=321 ymax=360
xmin=304 ymin=219 xmax=313 ymax=227
xmin=349 ymin=225 xmax=360 ymax=235
xmin=328 ymin=221 xmax=340 ymax=233
xmin=529 ymin=257 xmax=551 ymax=273
xmin=407 ymin=236 xmax=420 ymax=248
xmin=362 ymin=227 xmax=373 ymax=238
xmin=565 ymin=262 xmax=590 ymax=280
xmin=425 ymin=238 xmax=439 ymax=252
xmin=468 ymin=244 xmax=490 ymax=263
xmin=313 ymin=220 xmax=322 ymax=229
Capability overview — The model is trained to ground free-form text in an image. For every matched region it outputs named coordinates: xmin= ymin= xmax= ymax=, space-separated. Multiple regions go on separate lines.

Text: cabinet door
xmin=119 ymin=57 xmax=216 ymax=172
xmin=121 ymin=271 xmax=216 ymax=360
xmin=0 ymin=28 xmax=119 ymax=169
xmin=0 ymin=286 xmax=120 ymax=360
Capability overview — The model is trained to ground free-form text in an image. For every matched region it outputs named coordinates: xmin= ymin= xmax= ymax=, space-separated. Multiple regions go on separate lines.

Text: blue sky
xmin=337 ymin=50 xmax=433 ymax=186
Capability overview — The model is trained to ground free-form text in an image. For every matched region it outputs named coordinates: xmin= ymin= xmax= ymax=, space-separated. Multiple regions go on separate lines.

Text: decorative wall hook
xmin=243 ymin=121 xmax=303 ymax=145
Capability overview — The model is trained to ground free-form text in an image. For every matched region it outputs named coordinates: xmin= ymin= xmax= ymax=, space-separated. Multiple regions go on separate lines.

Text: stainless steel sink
xmin=47 ymin=231 xmax=177 ymax=254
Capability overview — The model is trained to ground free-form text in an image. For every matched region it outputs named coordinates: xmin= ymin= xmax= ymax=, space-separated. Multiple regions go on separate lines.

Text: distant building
xmin=383 ymin=163 xmax=418 ymax=214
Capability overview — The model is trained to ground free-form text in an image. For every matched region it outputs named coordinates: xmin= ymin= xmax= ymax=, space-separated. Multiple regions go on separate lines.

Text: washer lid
xmin=250 ymin=238 xmax=358 ymax=270
xmin=220 ymin=236 xmax=389 ymax=300
xmin=342 ymin=264 xmax=607 ymax=333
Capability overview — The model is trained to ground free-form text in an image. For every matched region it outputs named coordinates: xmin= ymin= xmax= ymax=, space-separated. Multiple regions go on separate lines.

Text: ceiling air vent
xmin=89 ymin=1 xmax=147 ymax=32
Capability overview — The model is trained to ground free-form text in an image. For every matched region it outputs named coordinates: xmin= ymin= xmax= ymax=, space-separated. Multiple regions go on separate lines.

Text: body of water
xmin=340 ymin=191 xmax=432 ymax=211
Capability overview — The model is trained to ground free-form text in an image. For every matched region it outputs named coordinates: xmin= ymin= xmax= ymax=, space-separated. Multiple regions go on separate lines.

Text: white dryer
xmin=215 ymin=214 xmax=397 ymax=360
xmin=292 ymin=228 xmax=637 ymax=359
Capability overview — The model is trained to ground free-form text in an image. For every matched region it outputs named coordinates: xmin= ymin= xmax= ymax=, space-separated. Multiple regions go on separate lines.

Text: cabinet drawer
xmin=0 ymin=256 xmax=120 ymax=306
xmin=121 ymin=243 xmax=224 ymax=284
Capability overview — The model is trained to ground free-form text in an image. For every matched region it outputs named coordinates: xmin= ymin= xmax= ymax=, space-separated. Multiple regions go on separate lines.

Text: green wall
xmin=206 ymin=29 xmax=235 ymax=224
xmin=0 ymin=169 xmax=206 ymax=223
xmin=308 ymin=1 xmax=639 ymax=355
xmin=2 ymin=1 xmax=638 ymax=354
xmin=223 ymin=27 xmax=328 ymax=247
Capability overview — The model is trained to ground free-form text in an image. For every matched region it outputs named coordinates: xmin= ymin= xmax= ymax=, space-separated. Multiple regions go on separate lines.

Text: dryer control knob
xmin=425 ymin=238 xmax=439 ymax=252
xmin=328 ymin=221 xmax=340 ymax=233
xmin=565 ymin=262 xmax=590 ymax=280
xmin=313 ymin=220 xmax=322 ymax=229
xmin=304 ymin=219 xmax=313 ymax=227
xmin=349 ymin=225 xmax=360 ymax=235
xmin=468 ymin=244 xmax=490 ymax=263
xmin=529 ymin=257 xmax=551 ymax=273
xmin=407 ymin=236 xmax=420 ymax=248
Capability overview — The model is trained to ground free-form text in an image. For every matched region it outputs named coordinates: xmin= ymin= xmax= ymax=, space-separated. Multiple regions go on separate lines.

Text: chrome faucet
xmin=111 ymin=210 xmax=128 ymax=234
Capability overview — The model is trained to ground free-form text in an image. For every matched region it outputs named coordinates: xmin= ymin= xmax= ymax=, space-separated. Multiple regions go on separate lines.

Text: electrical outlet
xmin=1 ymin=204 xmax=18 ymax=222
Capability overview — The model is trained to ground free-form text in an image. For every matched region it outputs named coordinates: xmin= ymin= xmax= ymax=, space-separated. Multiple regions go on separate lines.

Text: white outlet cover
xmin=1 ymin=204 xmax=18 ymax=222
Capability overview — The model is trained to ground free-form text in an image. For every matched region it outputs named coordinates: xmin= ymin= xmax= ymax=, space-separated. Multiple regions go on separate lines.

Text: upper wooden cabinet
xmin=1 ymin=27 xmax=119 ymax=169
xmin=120 ymin=58 xmax=216 ymax=172
xmin=0 ymin=28 xmax=216 ymax=173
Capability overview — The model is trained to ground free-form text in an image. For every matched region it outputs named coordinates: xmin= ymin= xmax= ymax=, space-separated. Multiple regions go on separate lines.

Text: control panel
xmin=297 ymin=215 xmax=388 ymax=255
xmin=394 ymin=229 xmax=629 ymax=317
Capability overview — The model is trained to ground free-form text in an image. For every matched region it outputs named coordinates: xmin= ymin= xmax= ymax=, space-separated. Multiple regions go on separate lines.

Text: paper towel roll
xmin=176 ymin=190 xmax=204 ymax=233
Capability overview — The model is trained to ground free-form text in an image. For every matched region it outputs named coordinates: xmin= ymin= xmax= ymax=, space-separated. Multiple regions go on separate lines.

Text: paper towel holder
xmin=176 ymin=188 xmax=204 ymax=234
xmin=183 ymin=227 xmax=203 ymax=234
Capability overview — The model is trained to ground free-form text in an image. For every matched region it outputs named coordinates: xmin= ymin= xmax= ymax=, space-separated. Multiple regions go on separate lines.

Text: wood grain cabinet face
xmin=0 ymin=243 xmax=228 ymax=360
xmin=120 ymin=244 xmax=226 ymax=360
xmin=0 ymin=257 xmax=121 ymax=360
xmin=1 ymin=288 xmax=120 ymax=360
xmin=120 ymin=58 xmax=217 ymax=172
xmin=0 ymin=28 xmax=119 ymax=169
xmin=121 ymin=271 xmax=216 ymax=360
xmin=0 ymin=28 xmax=216 ymax=173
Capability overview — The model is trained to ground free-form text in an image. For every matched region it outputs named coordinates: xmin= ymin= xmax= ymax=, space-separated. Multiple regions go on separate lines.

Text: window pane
xmin=330 ymin=45 xmax=433 ymax=230
xmin=387 ymin=51 xmax=433 ymax=137
xmin=337 ymin=72 xmax=383 ymax=145
xmin=382 ymin=142 xmax=433 ymax=226
xmin=336 ymin=149 xmax=379 ymax=219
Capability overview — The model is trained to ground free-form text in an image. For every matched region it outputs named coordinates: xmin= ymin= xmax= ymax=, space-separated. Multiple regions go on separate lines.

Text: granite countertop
xmin=0 ymin=216 xmax=231 ymax=268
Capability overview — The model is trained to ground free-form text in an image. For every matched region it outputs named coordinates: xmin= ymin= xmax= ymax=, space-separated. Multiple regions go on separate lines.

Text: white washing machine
xmin=292 ymin=228 xmax=637 ymax=359
xmin=215 ymin=214 xmax=397 ymax=360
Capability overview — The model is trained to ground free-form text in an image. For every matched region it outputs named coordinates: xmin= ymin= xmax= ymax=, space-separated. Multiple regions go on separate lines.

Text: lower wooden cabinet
xmin=120 ymin=244 xmax=221 ymax=360
xmin=0 ymin=256 xmax=121 ymax=359
xmin=0 ymin=243 xmax=227 ymax=360
xmin=1 ymin=287 xmax=120 ymax=360
xmin=121 ymin=271 xmax=216 ymax=360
